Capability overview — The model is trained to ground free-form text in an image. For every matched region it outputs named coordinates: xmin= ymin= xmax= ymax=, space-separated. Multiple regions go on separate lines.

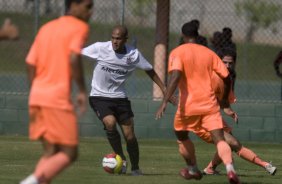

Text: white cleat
xmin=265 ymin=163 xmax=277 ymax=175
xmin=120 ymin=160 xmax=127 ymax=174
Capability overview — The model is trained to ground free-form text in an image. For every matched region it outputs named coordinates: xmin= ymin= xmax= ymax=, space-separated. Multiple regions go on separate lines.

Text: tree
xmin=235 ymin=0 xmax=281 ymax=42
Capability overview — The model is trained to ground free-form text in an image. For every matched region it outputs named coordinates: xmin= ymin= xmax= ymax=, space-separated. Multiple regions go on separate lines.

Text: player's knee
xmin=229 ymin=140 xmax=242 ymax=152
xmin=66 ymin=148 xmax=78 ymax=162
xmin=175 ymin=131 xmax=189 ymax=141
xmin=60 ymin=146 xmax=78 ymax=162
xmin=123 ymin=129 xmax=135 ymax=142
xmin=126 ymin=135 xmax=137 ymax=144
xmin=103 ymin=116 xmax=117 ymax=131
xmin=104 ymin=123 xmax=116 ymax=131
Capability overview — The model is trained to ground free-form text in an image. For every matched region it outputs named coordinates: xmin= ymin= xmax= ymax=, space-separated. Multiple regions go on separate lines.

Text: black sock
xmin=127 ymin=138 xmax=139 ymax=170
xmin=106 ymin=129 xmax=126 ymax=160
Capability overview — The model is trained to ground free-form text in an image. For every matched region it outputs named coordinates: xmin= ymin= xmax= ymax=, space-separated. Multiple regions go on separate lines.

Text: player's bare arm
xmin=26 ymin=63 xmax=36 ymax=87
xmin=70 ymin=52 xmax=87 ymax=116
xmin=145 ymin=69 xmax=177 ymax=105
xmin=220 ymin=74 xmax=238 ymax=123
xmin=155 ymin=70 xmax=181 ymax=119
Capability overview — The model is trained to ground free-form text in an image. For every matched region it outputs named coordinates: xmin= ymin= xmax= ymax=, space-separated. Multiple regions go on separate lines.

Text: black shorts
xmin=89 ymin=96 xmax=134 ymax=124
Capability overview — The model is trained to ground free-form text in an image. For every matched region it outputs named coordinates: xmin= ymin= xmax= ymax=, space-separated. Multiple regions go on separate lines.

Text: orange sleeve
xmin=26 ymin=35 xmax=39 ymax=66
xmin=69 ymin=25 xmax=89 ymax=54
xmin=212 ymin=53 xmax=229 ymax=78
xmin=168 ymin=50 xmax=183 ymax=73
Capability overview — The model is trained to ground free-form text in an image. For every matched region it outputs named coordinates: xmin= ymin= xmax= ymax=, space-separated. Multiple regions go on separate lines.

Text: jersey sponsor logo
xmin=101 ymin=66 xmax=128 ymax=75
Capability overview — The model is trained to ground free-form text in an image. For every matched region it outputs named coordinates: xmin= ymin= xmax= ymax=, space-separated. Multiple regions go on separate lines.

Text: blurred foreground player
xmin=20 ymin=0 xmax=93 ymax=183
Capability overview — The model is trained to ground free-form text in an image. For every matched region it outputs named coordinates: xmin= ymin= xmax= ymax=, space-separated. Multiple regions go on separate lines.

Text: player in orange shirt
xmin=155 ymin=22 xmax=240 ymax=184
xmin=195 ymin=48 xmax=277 ymax=176
xmin=20 ymin=0 xmax=93 ymax=184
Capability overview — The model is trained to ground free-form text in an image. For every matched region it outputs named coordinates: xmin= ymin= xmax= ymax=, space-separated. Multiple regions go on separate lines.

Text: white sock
xmin=20 ymin=174 xmax=38 ymax=184
xmin=226 ymin=164 xmax=235 ymax=173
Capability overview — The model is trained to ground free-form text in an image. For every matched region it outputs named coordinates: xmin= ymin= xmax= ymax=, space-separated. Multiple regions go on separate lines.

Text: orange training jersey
xmin=211 ymin=72 xmax=236 ymax=104
xmin=26 ymin=16 xmax=89 ymax=110
xmin=168 ymin=43 xmax=229 ymax=116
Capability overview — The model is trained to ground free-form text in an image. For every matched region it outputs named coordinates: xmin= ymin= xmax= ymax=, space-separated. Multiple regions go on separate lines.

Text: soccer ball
xmin=102 ymin=153 xmax=123 ymax=174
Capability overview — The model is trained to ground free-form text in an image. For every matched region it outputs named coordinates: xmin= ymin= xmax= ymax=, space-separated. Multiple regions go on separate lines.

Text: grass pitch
xmin=0 ymin=136 xmax=281 ymax=184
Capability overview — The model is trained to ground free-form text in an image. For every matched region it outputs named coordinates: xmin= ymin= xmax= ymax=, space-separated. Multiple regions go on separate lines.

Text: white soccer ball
xmin=102 ymin=153 xmax=123 ymax=174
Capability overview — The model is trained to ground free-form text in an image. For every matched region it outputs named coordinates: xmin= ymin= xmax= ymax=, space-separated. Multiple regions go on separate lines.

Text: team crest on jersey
xmin=126 ymin=57 xmax=138 ymax=65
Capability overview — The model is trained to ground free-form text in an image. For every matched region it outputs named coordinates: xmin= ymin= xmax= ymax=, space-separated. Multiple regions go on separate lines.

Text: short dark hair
xmin=222 ymin=27 xmax=232 ymax=34
xmin=181 ymin=22 xmax=198 ymax=38
xmin=222 ymin=27 xmax=232 ymax=39
xmin=65 ymin=0 xmax=83 ymax=12
xmin=113 ymin=25 xmax=128 ymax=38
xmin=190 ymin=19 xmax=200 ymax=30
xmin=217 ymin=47 xmax=237 ymax=63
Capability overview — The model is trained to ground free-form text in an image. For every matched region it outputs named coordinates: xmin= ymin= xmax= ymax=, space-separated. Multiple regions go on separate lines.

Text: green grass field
xmin=0 ymin=136 xmax=281 ymax=184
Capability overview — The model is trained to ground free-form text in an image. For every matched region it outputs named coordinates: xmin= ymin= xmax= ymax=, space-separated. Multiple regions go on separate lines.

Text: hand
xmin=168 ymin=95 xmax=178 ymax=106
xmin=223 ymin=107 xmax=238 ymax=124
xmin=75 ymin=91 xmax=87 ymax=116
xmin=2 ymin=18 xmax=19 ymax=40
xmin=155 ymin=102 xmax=167 ymax=120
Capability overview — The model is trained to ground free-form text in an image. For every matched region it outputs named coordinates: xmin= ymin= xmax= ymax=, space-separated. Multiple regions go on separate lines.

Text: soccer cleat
xmin=203 ymin=167 xmax=220 ymax=175
xmin=131 ymin=169 xmax=143 ymax=176
xmin=179 ymin=168 xmax=203 ymax=180
xmin=227 ymin=171 xmax=241 ymax=184
xmin=120 ymin=160 xmax=127 ymax=174
xmin=265 ymin=163 xmax=277 ymax=175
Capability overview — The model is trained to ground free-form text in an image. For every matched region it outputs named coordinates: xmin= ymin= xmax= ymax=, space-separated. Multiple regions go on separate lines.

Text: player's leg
xmin=175 ymin=130 xmax=202 ymax=180
xmin=89 ymin=97 xmax=126 ymax=161
xmin=115 ymin=98 xmax=140 ymax=175
xmin=120 ymin=117 xmax=141 ymax=175
xmin=21 ymin=106 xmax=79 ymax=184
xmin=36 ymin=142 xmax=77 ymax=183
xmin=203 ymin=129 xmax=235 ymax=175
xmin=192 ymin=128 xmax=222 ymax=175
xmin=203 ymin=112 xmax=240 ymax=184
xmin=103 ymin=115 xmax=127 ymax=161
xmin=20 ymin=141 xmax=77 ymax=184
xmin=224 ymin=132 xmax=277 ymax=175
xmin=211 ymin=129 xmax=241 ymax=183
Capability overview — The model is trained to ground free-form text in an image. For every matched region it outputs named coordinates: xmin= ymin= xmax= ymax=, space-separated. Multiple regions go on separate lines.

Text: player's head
xmin=181 ymin=22 xmax=198 ymax=43
xmin=111 ymin=25 xmax=128 ymax=53
xmin=190 ymin=19 xmax=200 ymax=30
xmin=65 ymin=0 xmax=93 ymax=22
xmin=222 ymin=27 xmax=232 ymax=40
xmin=217 ymin=47 xmax=236 ymax=73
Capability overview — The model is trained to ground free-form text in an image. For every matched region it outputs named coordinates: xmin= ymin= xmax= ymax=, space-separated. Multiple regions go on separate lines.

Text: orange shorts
xmin=174 ymin=111 xmax=227 ymax=143
xmin=193 ymin=120 xmax=232 ymax=143
xmin=29 ymin=106 xmax=78 ymax=146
